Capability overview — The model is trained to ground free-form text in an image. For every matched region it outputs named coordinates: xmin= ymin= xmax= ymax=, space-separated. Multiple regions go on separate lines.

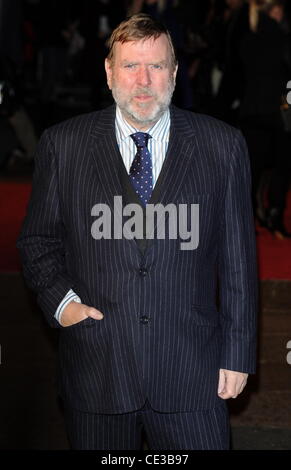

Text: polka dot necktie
xmin=130 ymin=132 xmax=153 ymax=206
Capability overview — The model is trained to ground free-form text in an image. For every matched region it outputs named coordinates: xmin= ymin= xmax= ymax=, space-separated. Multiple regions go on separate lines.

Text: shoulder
xmin=43 ymin=105 xmax=115 ymax=143
xmin=171 ymin=107 xmax=249 ymax=173
xmin=44 ymin=111 xmax=101 ymax=139
xmin=172 ymin=106 xmax=242 ymax=143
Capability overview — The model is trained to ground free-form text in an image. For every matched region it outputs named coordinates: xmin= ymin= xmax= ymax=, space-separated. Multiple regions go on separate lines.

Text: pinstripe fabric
xmin=143 ymin=404 xmax=229 ymax=450
xmin=17 ymin=104 xmax=258 ymax=415
xmin=65 ymin=400 xmax=229 ymax=450
xmin=65 ymin=405 xmax=143 ymax=450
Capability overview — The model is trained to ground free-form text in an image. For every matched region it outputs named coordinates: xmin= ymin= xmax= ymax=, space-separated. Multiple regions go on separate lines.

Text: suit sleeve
xmin=218 ymin=130 xmax=258 ymax=374
xmin=17 ymin=129 xmax=73 ymax=328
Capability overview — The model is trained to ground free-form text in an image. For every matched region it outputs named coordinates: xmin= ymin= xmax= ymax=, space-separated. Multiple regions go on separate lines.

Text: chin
xmin=130 ymin=104 xmax=161 ymax=124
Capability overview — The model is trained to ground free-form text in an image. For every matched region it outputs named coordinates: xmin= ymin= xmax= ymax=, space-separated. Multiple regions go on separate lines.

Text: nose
xmin=136 ymin=66 xmax=151 ymax=87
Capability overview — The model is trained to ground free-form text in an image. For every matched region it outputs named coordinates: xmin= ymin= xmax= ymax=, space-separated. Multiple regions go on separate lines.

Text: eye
xmin=151 ymin=64 xmax=163 ymax=70
xmin=124 ymin=63 xmax=137 ymax=69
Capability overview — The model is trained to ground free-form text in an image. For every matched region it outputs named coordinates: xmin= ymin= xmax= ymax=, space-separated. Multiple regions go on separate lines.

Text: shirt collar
xmin=115 ymin=106 xmax=170 ymax=143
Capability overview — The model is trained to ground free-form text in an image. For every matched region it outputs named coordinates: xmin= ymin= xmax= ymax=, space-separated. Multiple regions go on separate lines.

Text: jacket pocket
xmin=61 ymin=316 xmax=97 ymax=331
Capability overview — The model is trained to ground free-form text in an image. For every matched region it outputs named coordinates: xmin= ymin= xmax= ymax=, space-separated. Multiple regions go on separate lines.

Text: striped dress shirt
xmin=55 ymin=107 xmax=170 ymax=322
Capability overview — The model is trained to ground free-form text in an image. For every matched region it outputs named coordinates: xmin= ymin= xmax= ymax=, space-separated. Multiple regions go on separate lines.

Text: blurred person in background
xmin=239 ymin=0 xmax=291 ymax=238
xmin=216 ymin=0 xmax=291 ymax=238
xmin=0 ymin=0 xmax=37 ymax=169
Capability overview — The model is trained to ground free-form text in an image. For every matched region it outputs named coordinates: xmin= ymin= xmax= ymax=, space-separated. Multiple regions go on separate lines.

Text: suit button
xmin=140 ymin=315 xmax=149 ymax=325
xmin=139 ymin=268 xmax=148 ymax=276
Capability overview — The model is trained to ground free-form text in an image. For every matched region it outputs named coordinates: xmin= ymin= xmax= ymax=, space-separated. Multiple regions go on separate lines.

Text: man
xmin=17 ymin=14 xmax=257 ymax=450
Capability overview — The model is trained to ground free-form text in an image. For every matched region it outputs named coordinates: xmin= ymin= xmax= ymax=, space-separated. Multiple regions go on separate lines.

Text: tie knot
xmin=130 ymin=132 xmax=151 ymax=149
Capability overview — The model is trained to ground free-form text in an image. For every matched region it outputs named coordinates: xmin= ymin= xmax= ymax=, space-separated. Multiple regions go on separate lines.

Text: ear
xmin=105 ymin=58 xmax=113 ymax=90
xmin=173 ymin=64 xmax=178 ymax=83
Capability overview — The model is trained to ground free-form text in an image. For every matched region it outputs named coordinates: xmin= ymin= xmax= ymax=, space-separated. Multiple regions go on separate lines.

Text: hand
xmin=60 ymin=300 xmax=104 ymax=327
xmin=218 ymin=369 xmax=248 ymax=399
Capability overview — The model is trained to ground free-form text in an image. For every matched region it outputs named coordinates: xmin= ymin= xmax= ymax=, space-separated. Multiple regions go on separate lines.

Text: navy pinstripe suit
xmin=17 ymin=104 xmax=257 ymax=447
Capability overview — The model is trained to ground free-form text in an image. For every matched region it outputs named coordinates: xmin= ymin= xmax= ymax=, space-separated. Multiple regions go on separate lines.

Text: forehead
xmin=113 ymin=34 xmax=171 ymax=62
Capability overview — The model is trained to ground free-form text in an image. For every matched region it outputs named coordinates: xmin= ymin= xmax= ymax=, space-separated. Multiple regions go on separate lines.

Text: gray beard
xmin=111 ymin=82 xmax=175 ymax=128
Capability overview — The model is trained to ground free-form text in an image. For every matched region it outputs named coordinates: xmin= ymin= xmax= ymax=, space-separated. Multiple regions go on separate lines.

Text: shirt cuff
xmin=54 ymin=289 xmax=81 ymax=324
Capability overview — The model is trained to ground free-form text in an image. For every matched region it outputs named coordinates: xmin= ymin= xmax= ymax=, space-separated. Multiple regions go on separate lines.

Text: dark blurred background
xmin=0 ymin=0 xmax=291 ymax=450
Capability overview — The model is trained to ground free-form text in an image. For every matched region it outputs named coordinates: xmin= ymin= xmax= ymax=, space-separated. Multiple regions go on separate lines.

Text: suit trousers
xmin=65 ymin=400 xmax=230 ymax=450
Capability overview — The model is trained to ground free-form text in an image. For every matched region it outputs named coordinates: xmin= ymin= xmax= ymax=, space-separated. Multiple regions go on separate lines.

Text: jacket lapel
xmin=90 ymin=105 xmax=123 ymax=207
xmin=145 ymin=106 xmax=199 ymax=245
xmin=90 ymin=105 xmax=144 ymax=247
xmin=151 ymin=105 xmax=198 ymax=206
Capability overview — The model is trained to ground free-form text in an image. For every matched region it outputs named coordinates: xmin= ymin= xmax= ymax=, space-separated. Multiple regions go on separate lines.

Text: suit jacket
xmin=17 ymin=104 xmax=257 ymax=413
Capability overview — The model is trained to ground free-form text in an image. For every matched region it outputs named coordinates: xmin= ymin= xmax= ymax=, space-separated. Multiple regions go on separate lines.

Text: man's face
xmin=105 ymin=34 xmax=177 ymax=130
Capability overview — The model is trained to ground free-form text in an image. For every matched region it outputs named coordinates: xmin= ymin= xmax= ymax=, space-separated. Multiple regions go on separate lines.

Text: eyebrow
xmin=121 ymin=60 xmax=168 ymax=66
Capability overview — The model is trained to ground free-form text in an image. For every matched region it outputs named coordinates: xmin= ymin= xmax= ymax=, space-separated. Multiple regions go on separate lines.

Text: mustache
xmin=132 ymin=88 xmax=155 ymax=97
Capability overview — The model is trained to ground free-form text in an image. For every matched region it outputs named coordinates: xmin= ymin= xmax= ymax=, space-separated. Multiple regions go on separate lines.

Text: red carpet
xmin=0 ymin=182 xmax=291 ymax=279
xmin=256 ymin=194 xmax=291 ymax=280
xmin=0 ymin=182 xmax=32 ymax=272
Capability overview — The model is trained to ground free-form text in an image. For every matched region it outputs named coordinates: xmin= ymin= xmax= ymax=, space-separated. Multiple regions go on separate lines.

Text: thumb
xmin=85 ymin=306 xmax=104 ymax=320
xmin=218 ymin=369 xmax=226 ymax=395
